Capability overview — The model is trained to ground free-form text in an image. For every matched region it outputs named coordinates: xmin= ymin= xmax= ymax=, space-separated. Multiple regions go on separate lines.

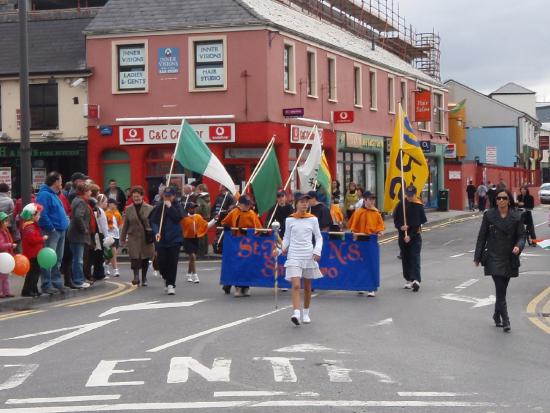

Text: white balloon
xmin=0 ymin=252 xmax=15 ymax=274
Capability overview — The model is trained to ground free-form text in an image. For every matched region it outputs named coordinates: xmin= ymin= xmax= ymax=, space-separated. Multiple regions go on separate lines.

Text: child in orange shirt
xmin=347 ymin=191 xmax=384 ymax=297
xmin=105 ymin=199 xmax=123 ymax=277
xmin=330 ymin=198 xmax=344 ymax=229
xmin=180 ymin=202 xmax=216 ymax=284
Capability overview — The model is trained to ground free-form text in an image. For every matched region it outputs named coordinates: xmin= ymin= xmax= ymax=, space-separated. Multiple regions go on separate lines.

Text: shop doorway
xmin=422 ymin=159 xmax=438 ymax=208
xmin=102 ymin=150 xmax=131 ymax=193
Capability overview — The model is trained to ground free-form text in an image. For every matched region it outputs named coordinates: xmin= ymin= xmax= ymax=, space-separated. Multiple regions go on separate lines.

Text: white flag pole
xmin=240 ymin=135 xmax=276 ymax=195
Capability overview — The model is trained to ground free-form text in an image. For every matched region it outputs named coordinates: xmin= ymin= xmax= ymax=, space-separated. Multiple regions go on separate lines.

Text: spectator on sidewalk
xmin=20 ymin=203 xmax=47 ymax=297
xmin=104 ymin=179 xmax=126 ymax=213
xmin=476 ymin=181 xmax=488 ymax=212
xmin=36 ymin=172 xmax=69 ymax=294
xmin=344 ymin=181 xmax=359 ymax=219
xmin=0 ymin=183 xmax=15 ymax=240
xmin=120 ymin=186 xmax=155 ymax=286
xmin=68 ymin=183 xmax=92 ymax=289
xmin=0 ymin=212 xmax=16 ymax=298
xmin=466 ymin=180 xmax=477 ymax=211
xmin=67 ymin=172 xmax=88 ymax=203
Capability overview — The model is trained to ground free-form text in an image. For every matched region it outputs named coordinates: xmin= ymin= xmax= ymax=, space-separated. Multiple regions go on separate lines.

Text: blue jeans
xmin=70 ymin=243 xmax=86 ymax=286
xmin=40 ymin=229 xmax=66 ymax=290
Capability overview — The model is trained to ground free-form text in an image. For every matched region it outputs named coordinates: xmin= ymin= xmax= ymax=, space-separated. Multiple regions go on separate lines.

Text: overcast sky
xmin=396 ymin=0 xmax=550 ymax=101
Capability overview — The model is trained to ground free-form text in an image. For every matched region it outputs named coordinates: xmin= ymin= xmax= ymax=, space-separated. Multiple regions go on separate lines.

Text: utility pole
xmin=19 ymin=0 xmax=32 ymax=204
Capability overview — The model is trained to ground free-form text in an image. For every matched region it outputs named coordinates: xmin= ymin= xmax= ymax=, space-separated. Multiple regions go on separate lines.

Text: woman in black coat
xmin=516 ymin=185 xmax=536 ymax=244
xmin=474 ymin=189 xmax=525 ymax=332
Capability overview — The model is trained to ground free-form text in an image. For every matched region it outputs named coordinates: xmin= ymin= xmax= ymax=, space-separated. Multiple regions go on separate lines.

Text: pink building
xmin=85 ymin=0 xmax=448 ymax=205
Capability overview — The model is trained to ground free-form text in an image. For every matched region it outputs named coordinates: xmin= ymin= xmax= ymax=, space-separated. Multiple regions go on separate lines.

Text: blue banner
xmin=158 ymin=47 xmax=180 ymax=74
xmin=220 ymin=230 xmax=380 ymax=291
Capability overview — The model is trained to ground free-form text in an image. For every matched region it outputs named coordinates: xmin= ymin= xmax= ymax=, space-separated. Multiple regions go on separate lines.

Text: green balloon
xmin=37 ymin=247 xmax=57 ymax=270
xmin=103 ymin=248 xmax=113 ymax=260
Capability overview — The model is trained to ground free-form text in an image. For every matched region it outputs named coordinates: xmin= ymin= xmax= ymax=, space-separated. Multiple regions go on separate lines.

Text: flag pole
xmin=216 ymin=136 xmax=275 ymax=248
xmin=398 ymin=104 xmax=408 ymax=238
xmin=157 ymin=118 xmax=186 ymax=240
xmin=240 ymin=135 xmax=276 ymax=195
xmin=266 ymin=125 xmax=317 ymax=228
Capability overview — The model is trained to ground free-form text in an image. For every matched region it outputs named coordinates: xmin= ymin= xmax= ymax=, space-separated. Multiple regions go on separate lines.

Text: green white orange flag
xmin=383 ymin=104 xmax=429 ymax=212
xmin=250 ymin=145 xmax=282 ymax=215
xmin=317 ymin=151 xmax=332 ymax=203
xmin=174 ymin=120 xmax=236 ymax=195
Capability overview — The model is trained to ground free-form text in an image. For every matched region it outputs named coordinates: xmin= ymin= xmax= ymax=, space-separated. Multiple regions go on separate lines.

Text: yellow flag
xmin=383 ymin=104 xmax=429 ymax=212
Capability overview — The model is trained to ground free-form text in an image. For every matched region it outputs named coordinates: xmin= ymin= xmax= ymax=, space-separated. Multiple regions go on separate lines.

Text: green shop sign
xmin=338 ymin=132 xmax=384 ymax=150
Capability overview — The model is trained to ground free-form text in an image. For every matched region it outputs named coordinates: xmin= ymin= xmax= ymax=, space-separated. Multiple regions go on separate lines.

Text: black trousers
xmin=399 ymin=234 xmax=422 ymax=282
xmin=492 ymin=276 xmax=510 ymax=313
xmin=21 ymin=258 xmax=40 ymax=296
xmin=157 ymin=245 xmax=180 ymax=287
xmin=478 ymin=196 xmax=486 ymax=211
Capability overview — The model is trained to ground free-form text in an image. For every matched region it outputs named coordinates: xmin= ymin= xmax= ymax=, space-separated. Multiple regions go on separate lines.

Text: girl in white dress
xmin=278 ymin=192 xmax=323 ymax=325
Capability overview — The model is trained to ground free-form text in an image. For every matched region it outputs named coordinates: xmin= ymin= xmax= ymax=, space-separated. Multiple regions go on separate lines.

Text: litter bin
xmin=438 ymin=189 xmax=449 ymax=211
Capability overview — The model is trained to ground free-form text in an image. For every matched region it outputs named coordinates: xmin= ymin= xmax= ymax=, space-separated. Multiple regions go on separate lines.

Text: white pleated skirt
xmin=284 ymin=258 xmax=323 ymax=281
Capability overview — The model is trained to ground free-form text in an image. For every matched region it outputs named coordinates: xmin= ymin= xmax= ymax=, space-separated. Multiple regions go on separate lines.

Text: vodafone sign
xmin=333 ymin=110 xmax=354 ymax=124
xmin=119 ymin=124 xmax=235 ymax=145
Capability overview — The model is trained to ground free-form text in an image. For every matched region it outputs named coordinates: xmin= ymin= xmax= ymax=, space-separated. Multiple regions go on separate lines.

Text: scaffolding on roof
xmin=275 ymin=0 xmax=441 ymax=80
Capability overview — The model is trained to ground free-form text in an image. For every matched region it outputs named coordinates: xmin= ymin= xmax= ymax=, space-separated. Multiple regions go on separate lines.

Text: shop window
xmin=284 ymin=42 xmax=296 ymax=93
xmin=354 ymin=65 xmax=362 ymax=107
xmin=388 ymin=75 xmax=395 ymax=114
xmin=102 ymin=149 xmax=130 ymax=193
xmin=337 ymin=152 xmax=377 ymax=199
xmin=328 ymin=56 xmax=336 ymax=101
xmin=146 ymin=148 xmax=184 ymax=177
xmin=189 ymin=36 xmax=227 ymax=91
xmin=434 ymin=92 xmax=444 ymax=133
xmin=307 ymin=50 xmax=317 ymax=97
xmin=369 ymin=70 xmax=377 ymax=110
xmin=115 ymin=42 xmax=147 ymax=92
xmin=30 ymin=83 xmax=58 ymax=130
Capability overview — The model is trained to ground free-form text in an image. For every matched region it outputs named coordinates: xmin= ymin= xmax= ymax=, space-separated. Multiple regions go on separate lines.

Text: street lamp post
xmin=19 ymin=0 xmax=32 ymax=204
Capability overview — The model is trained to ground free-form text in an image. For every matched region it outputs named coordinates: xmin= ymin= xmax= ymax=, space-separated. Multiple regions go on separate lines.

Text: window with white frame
xmin=328 ymin=56 xmax=336 ymax=101
xmin=354 ymin=65 xmax=362 ymax=107
xmin=283 ymin=43 xmax=295 ymax=92
xmin=400 ymin=79 xmax=408 ymax=113
xmin=192 ymin=39 xmax=226 ymax=89
xmin=369 ymin=69 xmax=377 ymax=110
xmin=307 ymin=50 xmax=317 ymax=97
xmin=117 ymin=43 xmax=147 ymax=91
xmin=388 ymin=75 xmax=395 ymax=113
xmin=434 ymin=92 xmax=444 ymax=133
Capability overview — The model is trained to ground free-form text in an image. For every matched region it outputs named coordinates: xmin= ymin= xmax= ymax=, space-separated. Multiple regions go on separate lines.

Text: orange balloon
xmin=13 ymin=254 xmax=30 ymax=277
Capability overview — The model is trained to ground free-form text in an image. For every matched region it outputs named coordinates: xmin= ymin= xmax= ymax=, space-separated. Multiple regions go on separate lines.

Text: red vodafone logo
xmin=209 ymin=125 xmax=231 ymax=141
xmin=122 ymin=127 xmax=144 ymax=142
xmin=334 ymin=111 xmax=354 ymax=124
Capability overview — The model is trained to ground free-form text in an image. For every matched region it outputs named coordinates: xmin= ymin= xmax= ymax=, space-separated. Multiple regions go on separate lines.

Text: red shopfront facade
xmin=88 ymin=121 xmax=337 ymax=201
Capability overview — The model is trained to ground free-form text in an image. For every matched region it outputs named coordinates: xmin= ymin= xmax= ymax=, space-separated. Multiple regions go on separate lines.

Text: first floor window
xmin=30 ymin=83 xmax=58 ymax=130
xmin=117 ymin=44 xmax=147 ymax=91
xmin=328 ymin=57 xmax=336 ymax=100
xmin=194 ymin=40 xmax=225 ymax=89
xmin=354 ymin=66 xmax=362 ymax=106
xmin=434 ymin=92 xmax=444 ymax=133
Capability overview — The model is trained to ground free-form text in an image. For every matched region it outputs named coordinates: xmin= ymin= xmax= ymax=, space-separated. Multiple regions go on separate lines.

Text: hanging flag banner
xmin=414 ymin=90 xmax=432 ymax=122
xmin=220 ymin=230 xmax=380 ymax=292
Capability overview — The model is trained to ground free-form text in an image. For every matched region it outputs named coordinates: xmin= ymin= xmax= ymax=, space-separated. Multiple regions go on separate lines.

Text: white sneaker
xmin=167 ymin=285 xmax=175 ymax=295
xmin=114 ymin=268 xmax=120 ymax=277
xmin=302 ymin=311 xmax=311 ymax=324
xmin=403 ymin=282 xmax=413 ymax=289
xmin=192 ymin=273 xmax=200 ymax=284
xmin=104 ymin=265 xmax=111 ymax=276
xmin=81 ymin=282 xmax=91 ymax=289
xmin=187 ymin=273 xmax=193 ymax=282
xmin=291 ymin=310 xmax=301 ymax=326
xmin=367 ymin=291 xmax=376 ymax=297
xmin=153 ymin=270 xmax=159 ymax=277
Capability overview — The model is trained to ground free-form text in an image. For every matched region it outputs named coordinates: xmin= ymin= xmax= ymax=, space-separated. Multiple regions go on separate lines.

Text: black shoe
xmin=222 ymin=285 xmax=231 ymax=295
xmin=493 ymin=313 xmax=503 ymax=327
xmin=291 ymin=315 xmax=300 ymax=326
xmin=503 ymin=321 xmax=511 ymax=332
xmin=142 ymin=278 xmax=148 ymax=287
xmin=412 ymin=281 xmax=420 ymax=292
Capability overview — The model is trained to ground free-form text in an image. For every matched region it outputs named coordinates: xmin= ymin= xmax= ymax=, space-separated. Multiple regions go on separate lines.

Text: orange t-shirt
xmin=180 ymin=214 xmax=209 ymax=238
xmin=221 ymin=208 xmax=262 ymax=230
xmin=105 ymin=209 xmax=123 ymax=229
xmin=330 ymin=204 xmax=344 ymax=224
xmin=347 ymin=207 xmax=385 ymax=235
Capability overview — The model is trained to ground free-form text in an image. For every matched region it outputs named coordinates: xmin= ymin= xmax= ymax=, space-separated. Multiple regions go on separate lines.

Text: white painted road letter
xmin=0 ymin=364 xmax=39 ymax=390
xmin=167 ymin=357 xmax=231 ymax=383
xmin=322 ymin=360 xmax=353 ymax=382
xmin=86 ymin=359 xmax=150 ymax=387
xmin=254 ymin=357 xmax=304 ymax=382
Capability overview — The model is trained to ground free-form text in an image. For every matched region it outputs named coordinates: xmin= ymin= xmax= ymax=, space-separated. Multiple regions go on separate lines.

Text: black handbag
xmin=480 ymin=249 xmax=489 ymax=266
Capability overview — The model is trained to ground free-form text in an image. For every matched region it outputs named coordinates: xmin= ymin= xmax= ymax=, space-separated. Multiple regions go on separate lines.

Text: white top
xmin=282 ymin=216 xmax=323 ymax=260
xmin=96 ymin=208 xmax=109 ymax=236
xmin=107 ymin=215 xmax=119 ymax=239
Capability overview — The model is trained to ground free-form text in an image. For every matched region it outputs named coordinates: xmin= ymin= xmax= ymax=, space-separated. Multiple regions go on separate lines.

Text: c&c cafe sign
xmin=119 ymin=124 xmax=235 ymax=145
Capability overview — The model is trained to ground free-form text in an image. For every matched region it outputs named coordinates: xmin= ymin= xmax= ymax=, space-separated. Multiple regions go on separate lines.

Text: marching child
xmin=105 ymin=199 xmax=123 ymax=277
xmin=180 ymin=202 xmax=217 ymax=284
xmin=0 ymin=211 xmax=17 ymax=298
xmin=20 ymin=203 xmax=47 ymax=297
xmin=347 ymin=191 xmax=384 ymax=296
xmin=276 ymin=192 xmax=323 ymax=326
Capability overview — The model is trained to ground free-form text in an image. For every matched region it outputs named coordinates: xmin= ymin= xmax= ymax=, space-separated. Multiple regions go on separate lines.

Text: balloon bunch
xmin=0 ymin=247 xmax=57 ymax=277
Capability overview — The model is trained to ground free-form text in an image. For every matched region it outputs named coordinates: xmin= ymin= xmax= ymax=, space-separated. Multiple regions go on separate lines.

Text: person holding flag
xmin=384 ymin=103 xmax=429 ymax=292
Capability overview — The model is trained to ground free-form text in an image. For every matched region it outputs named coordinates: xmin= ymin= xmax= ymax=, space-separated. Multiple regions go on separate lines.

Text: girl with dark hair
xmin=474 ymin=189 xmax=524 ymax=332
xmin=516 ymin=186 xmax=536 ymax=245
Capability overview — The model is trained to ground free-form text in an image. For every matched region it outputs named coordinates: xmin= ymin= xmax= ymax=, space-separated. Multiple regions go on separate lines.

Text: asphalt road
xmin=0 ymin=207 xmax=548 ymax=412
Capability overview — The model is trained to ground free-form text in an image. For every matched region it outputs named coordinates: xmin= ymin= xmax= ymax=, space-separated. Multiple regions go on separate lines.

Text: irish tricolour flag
xmin=175 ymin=120 xmax=236 ymax=195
